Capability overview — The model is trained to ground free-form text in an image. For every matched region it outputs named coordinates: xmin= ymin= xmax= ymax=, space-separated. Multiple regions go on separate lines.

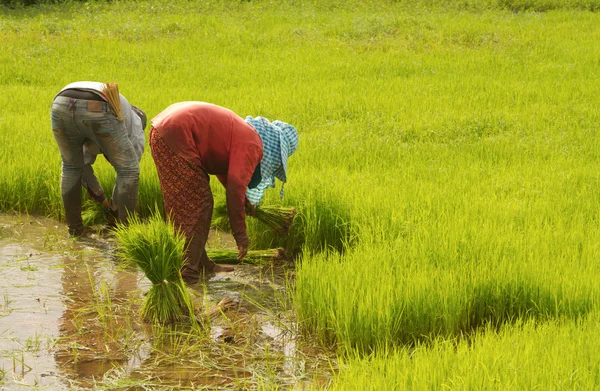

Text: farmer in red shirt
xmin=150 ymin=102 xmax=298 ymax=285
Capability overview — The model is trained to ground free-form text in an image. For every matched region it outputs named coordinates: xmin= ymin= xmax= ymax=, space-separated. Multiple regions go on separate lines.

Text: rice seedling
xmin=212 ymin=196 xmax=296 ymax=238
xmin=113 ymin=212 xmax=195 ymax=325
xmin=295 ymin=235 xmax=597 ymax=353
xmin=248 ymin=190 xmax=355 ymax=257
xmin=81 ymin=200 xmax=108 ymax=227
xmin=207 ymin=248 xmax=286 ymax=265
xmin=321 ymin=314 xmax=600 ymax=390
xmin=210 ymin=193 xmax=231 ymax=232
xmin=254 ymin=205 xmax=296 ymax=236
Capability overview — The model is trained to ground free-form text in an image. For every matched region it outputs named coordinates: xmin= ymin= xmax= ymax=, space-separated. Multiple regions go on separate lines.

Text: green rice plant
xmin=81 ymin=199 xmax=108 ymax=227
xmin=137 ymin=165 xmax=164 ymax=219
xmin=254 ymin=205 xmax=296 ymax=236
xmin=210 ymin=192 xmax=231 ymax=232
xmin=322 ymin=314 xmax=600 ymax=390
xmin=207 ymin=247 xmax=286 ymax=265
xmin=295 ymin=236 xmax=595 ymax=353
xmin=247 ymin=188 xmax=356 ymax=257
xmin=212 ymin=196 xmax=296 ymax=236
xmin=113 ymin=212 xmax=195 ymax=325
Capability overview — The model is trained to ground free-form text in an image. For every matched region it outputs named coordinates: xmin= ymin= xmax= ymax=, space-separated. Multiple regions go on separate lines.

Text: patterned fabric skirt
xmin=149 ymin=128 xmax=212 ymax=240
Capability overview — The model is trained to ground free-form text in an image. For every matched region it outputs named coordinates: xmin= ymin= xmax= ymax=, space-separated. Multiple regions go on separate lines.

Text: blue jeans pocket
xmin=51 ymin=115 xmax=63 ymax=132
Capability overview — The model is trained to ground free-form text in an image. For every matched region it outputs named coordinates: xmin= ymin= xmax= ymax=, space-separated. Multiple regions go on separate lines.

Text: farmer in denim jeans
xmin=81 ymin=107 xmax=147 ymax=214
xmin=51 ymin=81 xmax=146 ymax=236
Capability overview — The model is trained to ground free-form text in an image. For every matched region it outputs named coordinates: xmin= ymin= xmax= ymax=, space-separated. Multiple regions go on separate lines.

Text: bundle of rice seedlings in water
xmin=102 ymin=82 xmax=123 ymax=120
xmin=207 ymin=248 xmax=286 ymax=265
xmin=254 ymin=205 xmax=296 ymax=235
xmin=113 ymin=213 xmax=195 ymax=325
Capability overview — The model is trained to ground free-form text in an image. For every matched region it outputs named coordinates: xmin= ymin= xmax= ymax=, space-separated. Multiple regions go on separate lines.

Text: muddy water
xmin=0 ymin=215 xmax=333 ymax=390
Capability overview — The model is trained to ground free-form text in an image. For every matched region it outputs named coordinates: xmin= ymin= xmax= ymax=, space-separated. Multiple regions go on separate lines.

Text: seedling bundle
xmin=114 ymin=213 xmax=195 ymax=325
xmin=81 ymin=199 xmax=107 ymax=227
xmin=207 ymin=247 xmax=286 ymax=265
xmin=254 ymin=205 xmax=296 ymax=235
xmin=213 ymin=200 xmax=297 ymax=237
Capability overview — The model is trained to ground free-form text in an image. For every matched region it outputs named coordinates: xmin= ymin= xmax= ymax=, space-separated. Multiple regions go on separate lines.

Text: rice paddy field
xmin=2 ymin=0 xmax=600 ymax=389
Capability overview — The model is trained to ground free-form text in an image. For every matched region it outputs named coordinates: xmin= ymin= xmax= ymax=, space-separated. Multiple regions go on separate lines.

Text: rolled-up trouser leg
xmin=81 ymin=163 xmax=107 ymax=203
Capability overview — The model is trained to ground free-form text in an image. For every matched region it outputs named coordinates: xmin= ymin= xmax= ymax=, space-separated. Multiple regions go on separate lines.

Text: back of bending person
xmin=80 ymin=107 xmax=147 ymax=218
xmin=150 ymin=102 xmax=299 ymax=285
xmin=50 ymin=81 xmax=146 ymax=236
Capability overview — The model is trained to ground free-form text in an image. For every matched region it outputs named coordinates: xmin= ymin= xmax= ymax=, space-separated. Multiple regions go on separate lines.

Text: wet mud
xmin=0 ymin=215 xmax=333 ymax=390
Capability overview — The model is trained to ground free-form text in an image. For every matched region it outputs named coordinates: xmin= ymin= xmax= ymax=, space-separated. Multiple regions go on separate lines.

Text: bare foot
xmin=213 ymin=264 xmax=234 ymax=273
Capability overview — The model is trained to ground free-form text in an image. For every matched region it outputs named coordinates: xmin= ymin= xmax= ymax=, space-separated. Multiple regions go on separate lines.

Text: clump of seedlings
xmin=254 ymin=205 xmax=296 ymax=235
xmin=207 ymin=247 xmax=287 ymax=265
xmin=113 ymin=213 xmax=195 ymax=325
xmin=213 ymin=198 xmax=297 ymax=237
xmin=81 ymin=200 xmax=107 ymax=227
xmin=81 ymin=199 xmax=118 ymax=227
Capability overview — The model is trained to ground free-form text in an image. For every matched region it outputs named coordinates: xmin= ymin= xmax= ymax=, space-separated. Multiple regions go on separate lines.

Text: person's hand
xmin=86 ymin=187 xmax=107 ymax=204
xmin=244 ymin=198 xmax=256 ymax=217
xmin=237 ymin=245 xmax=248 ymax=261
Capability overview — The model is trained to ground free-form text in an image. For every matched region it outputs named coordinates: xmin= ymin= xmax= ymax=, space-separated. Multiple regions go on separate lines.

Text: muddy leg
xmin=182 ymin=231 xmax=215 ymax=285
xmin=181 ymin=183 xmax=218 ymax=284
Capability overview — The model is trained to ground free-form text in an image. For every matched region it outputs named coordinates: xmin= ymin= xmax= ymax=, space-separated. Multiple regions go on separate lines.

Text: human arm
xmin=237 ymin=245 xmax=248 ymax=261
xmin=218 ymin=175 xmax=255 ymax=216
xmin=81 ymin=147 xmax=108 ymax=206
xmin=216 ymin=175 xmax=228 ymax=188
xmin=121 ymin=95 xmax=145 ymax=162
xmin=81 ymin=164 xmax=108 ymax=205
xmin=225 ymin=143 xmax=263 ymax=260
xmin=245 ymin=198 xmax=256 ymax=217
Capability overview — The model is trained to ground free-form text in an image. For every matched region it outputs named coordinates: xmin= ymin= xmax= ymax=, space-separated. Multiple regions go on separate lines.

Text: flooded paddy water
xmin=0 ymin=215 xmax=334 ymax=390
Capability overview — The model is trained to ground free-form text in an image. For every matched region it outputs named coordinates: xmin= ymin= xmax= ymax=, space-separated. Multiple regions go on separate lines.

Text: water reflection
xmin=0 ymin=216 xmax=334 ymax=390
xmin=53 ymin=234 xmax=148 ymax=389
xmin=0 ymin=218 xmax=66 ymax=390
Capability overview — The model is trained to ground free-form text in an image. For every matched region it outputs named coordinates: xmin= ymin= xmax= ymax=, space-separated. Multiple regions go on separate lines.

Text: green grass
xmin=3 ymin=0 xmax=600 ymax=388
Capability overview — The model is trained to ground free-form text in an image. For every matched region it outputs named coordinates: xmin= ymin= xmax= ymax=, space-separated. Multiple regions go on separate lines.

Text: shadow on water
xmin=0 ymin=215 xmax=334 ymax=390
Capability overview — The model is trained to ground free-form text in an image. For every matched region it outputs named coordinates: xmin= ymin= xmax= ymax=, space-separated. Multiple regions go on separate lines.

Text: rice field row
xmin=320 ymin=316 xmax=600 ymax=390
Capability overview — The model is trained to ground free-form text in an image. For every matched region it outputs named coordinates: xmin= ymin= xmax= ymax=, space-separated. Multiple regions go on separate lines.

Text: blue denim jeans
xmin=51 ymin=96 xmax=139 ymax=235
